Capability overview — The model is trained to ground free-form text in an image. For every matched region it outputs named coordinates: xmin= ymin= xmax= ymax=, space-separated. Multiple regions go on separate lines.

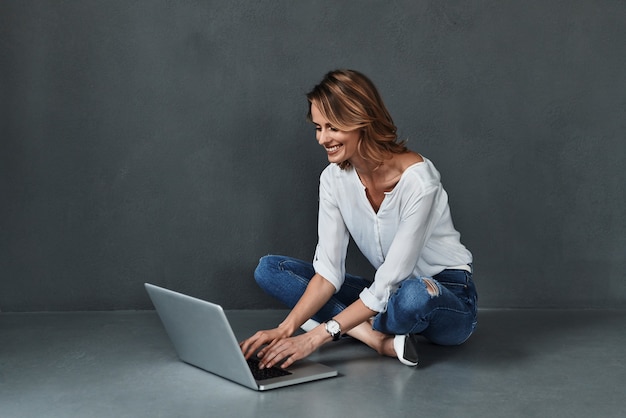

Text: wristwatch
xmin=325 ymin=319 xmax=342 ymax=341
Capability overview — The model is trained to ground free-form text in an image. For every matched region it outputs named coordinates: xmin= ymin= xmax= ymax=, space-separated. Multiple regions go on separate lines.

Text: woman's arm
xmin=277 ymin=273 xmax=337 ymax=335
xmin=240 ymin=273 xmax=335 ymax=359
xmin=250 ymin=296 xmax=378 ymax=370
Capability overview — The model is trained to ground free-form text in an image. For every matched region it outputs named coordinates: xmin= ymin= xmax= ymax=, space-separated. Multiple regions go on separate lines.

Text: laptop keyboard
xmin=247 ymin=358 xmax=292 ymax=380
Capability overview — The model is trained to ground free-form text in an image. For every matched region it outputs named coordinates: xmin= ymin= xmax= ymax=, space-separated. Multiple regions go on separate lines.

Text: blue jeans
xmin=254 ymin=255 xmax=478 ymax=346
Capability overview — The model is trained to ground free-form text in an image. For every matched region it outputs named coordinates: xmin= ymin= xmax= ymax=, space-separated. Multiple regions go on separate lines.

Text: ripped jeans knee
xmin=422 ymin=277 xmax=441 ymax=297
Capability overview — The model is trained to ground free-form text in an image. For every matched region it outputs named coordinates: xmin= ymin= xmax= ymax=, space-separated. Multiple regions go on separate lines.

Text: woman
xmin=240 ymin=69 xmax=477 ymax=368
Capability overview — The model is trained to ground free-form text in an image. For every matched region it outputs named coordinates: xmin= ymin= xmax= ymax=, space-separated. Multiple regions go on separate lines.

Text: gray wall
xmin=1 ymin=1 xmax=625 ymax=312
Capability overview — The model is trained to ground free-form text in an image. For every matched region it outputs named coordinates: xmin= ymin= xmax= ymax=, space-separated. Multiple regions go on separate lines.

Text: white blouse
xmin=312 ymin=157 xmax=473 ymax=312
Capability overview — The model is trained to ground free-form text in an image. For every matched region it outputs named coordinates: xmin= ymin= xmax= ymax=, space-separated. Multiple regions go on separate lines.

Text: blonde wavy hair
xmin=306 ymin=69 xmax=408 ymax=170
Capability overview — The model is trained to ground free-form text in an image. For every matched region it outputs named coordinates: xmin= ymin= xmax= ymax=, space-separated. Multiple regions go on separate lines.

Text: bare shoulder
xmin=381 ymin=152 xmax=424 ymax=183
xmin=400 ymin=151 xmax=424 ymax=170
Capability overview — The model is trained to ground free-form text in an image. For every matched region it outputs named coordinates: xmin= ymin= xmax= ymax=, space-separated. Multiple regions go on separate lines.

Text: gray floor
xmin=1 ymin=309 xmax=625 ymax=418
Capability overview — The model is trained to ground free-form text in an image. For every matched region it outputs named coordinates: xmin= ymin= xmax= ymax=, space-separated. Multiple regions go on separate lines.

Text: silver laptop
xmin=145 ymin=283 xmax=338 ymax=391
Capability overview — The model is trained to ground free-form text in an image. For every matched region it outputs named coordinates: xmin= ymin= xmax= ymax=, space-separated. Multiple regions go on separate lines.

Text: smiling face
xmin=310 ymin=103 xmax=362 ymax=166
xmin=306 ymin=70 xmax=405 ymax=170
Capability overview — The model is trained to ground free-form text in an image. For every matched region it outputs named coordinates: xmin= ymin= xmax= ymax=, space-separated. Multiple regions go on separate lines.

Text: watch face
xmin=327 ymin=320 xmax=340 ymax=334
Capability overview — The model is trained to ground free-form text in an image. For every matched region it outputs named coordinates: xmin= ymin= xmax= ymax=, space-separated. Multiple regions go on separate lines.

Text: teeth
xmin=326 ymin=145 xmax=342 ymax=153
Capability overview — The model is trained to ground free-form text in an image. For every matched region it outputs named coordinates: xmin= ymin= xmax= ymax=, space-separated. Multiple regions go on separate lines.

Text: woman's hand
xmin=240 ymin=325 xmax=329 ymax=369
xmin=255 ymin=329 xmax=327 ymax=369
xmin=239 ymin=327 xmax=290 ymax=361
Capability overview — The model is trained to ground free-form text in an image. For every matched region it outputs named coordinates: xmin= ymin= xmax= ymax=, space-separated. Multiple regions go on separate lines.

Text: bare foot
xmin=347 ymin=321 xmax=397 ymax=357
xmin=381 ymin=335 xmax=397 ymax=358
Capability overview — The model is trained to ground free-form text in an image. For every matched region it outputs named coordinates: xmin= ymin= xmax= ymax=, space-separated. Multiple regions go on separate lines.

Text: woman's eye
xmin=329 ymin=126 xmax=338 ymax=132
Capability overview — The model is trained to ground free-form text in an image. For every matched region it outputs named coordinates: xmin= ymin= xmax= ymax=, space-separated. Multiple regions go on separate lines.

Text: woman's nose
xmin=317 ymin=129 xmax=327 ymax=144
